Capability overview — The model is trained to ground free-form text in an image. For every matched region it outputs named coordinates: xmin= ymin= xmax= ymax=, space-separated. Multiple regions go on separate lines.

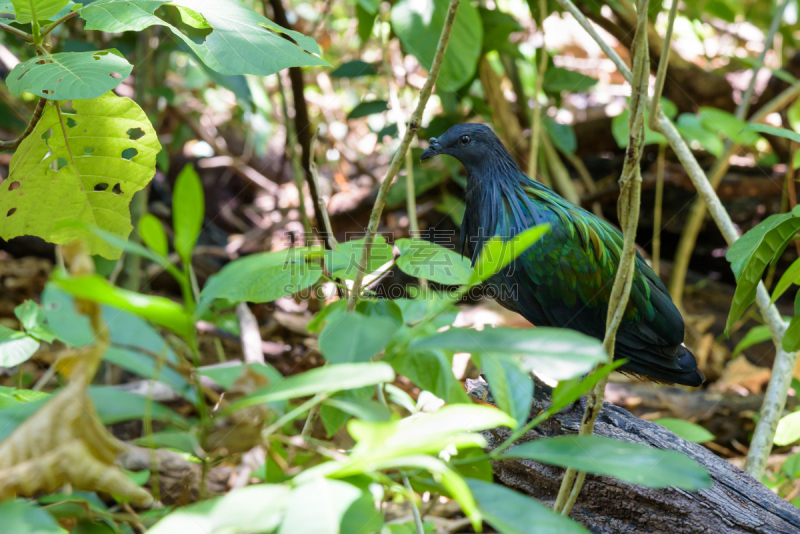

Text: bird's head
xmin=420 ymin=123 xmax=516 ymax=173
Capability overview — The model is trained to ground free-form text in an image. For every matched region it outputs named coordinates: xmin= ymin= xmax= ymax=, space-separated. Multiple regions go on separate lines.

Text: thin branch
xmin=647 ymin=0 xmax=678 ymax=130
xmin=554 ymin=0 xmax=649 ymax=515
xmin=0 ymin=97 xmax=47 ymax=151
xmin=652 ymin=143 xmax=665 ymax=277
xmin=308 ymin=133 xmax=338 ymax=252
xmin=0 ymin=21 xmax=33 ymax=41
xmin=346 ymin=0 xmax=462 ymax=311
xmin=39 ymin=10 xmax=78 ymax=40
xmin=528 ymin=0 xmax=549 ymax=179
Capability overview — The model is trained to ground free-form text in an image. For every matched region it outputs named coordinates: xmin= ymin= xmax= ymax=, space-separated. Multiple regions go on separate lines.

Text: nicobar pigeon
xmin=420 ymin=123 xmax=704 ymax=387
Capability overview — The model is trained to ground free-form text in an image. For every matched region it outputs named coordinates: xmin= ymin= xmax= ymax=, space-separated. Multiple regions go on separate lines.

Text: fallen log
xmin=467 ymin=378 xmax=800 ymax=534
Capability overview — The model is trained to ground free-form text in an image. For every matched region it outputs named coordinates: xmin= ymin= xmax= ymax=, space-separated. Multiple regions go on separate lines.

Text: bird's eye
xmin=459 ymin=135 xmax=471 ymax=146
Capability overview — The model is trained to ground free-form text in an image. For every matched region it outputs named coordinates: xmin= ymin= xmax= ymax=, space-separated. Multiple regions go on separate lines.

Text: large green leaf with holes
xmin=78 ymin=0 xmax=328 ymax=76
xmin=10 ymin=0 xmax=68 ymax=23
xmin=391 ymin=0 xmax=482 ymax=91
xmin=725 ymin=207 xmax=800 ymax=333
xmin=0 ymin=92 xmax=161 ymax=259
xmin=7 ymin=50 xmax=132 ymax=100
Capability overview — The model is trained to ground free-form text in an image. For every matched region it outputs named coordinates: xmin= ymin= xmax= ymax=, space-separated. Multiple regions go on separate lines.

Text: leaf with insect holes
xmin=10 ymin=0 xmax=68 ymax=23
xmin=78 ymin=0 xmax=328 ymax=77
xmin=0 ymin=92 xmax=161 ymax=259
xmin=7 ymin=50 xmax=132 ymax=100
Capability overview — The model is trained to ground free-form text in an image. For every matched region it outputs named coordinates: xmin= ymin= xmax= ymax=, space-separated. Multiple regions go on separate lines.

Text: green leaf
xmin=355 ymin=3 xmax=377 ymax=43
xmin=676 ymin=113 xmax=723 ymax=158
xmin=278 ymin=479 xmax=364 ymax=534
xmin=384 ymin=347 xmax=470 ymax=404
xmin=79 ymin=222 xmax=180 ymax=277
xmin=330 ymin=60 xmax=378 ymax=78
xmin=138 ymin=213 xmax=168 ymax=258
xmin=434 ymin=193 xmax=465 ymax=226
xmin=148 ymin=484 xmax=290 ymax=534
xmin=348 ymin=404 xmax=515 ymax=461
xmin=0 ymin=499 xmax=66 ymax=534
xmin=470 ymin=224 xmax=549 ymax=285
xmin=725 ymin=210 xmax=800 ymax=333
xmin=89 ymin=386 xmax=190 ymax=428
xmin=172 ymin=164 xmax=204 ymax=263
xmin=198 ymin=362 xmax=283 ymax=390
xmin=481 ymin=354 xmax=533 ymax=425
xmin=198 ymin=247 xmax=323 ymax=315
xmin=789 ymin=98 xmax=800 ymax=133
xmin=782 ymin=452 xmax=800 ymax=478
xmin=0 ymin=325 xmax=39 ymax=367
xmin=479 ymin=7 xmax=523 ymax=57
xmin=391 ymin=0 xmax=483 ymax=91
xmin=357 ymin=0 xmax=379 ymax=14
xmin=775 ymin=411 xmax=800 ymax=446
xmin=544 ymin=116 xmax=577 ymax=155
xmin=741 ymin=123 xmax=800 ymax=144
xmin=771 ymin=257 xmax=800 ymax=304
xmin=467 ymin=479 xmax=589 ymax=534
xmin=0 ymin=93 xmax=161 ymax=259
xmin=226 ymin=362 xmax=395 ymax=411
xmin=412 ymin=327 xmax=608 ymax=381
xmin=339 ymin=491 xmax=384 ymax=534
xmin=318 ymin=311 xmax=400 ymax=363
xmin=51 ymin=270 xmax=194 ymax=338
xmin=104 ymin=346 xmax=197 ymax=402
xmin=542 ymin=66 xmax=597 ymax=93
xmin=323 ymin=396 xmax=391 ymax=423
xmin=653 ymin=418 xmax=715 ymax=443
xmin=699 ymin=107 xmax=763 ymax=146
xmin=14 ymin=299 xmax=56 ymax=342
xmin=503 ymin=435 xmax=711 ymax=490
xmin=347 ymin=99 xmax=388 ymax=119
xmin=315 ymin=454 xmax=481 ymax=531
xmin=732 ymin=327 xmax=773 ymax=357
xmin=325 ymin=236 xmax=393 ymax=281
xmin=784 ymin=291 xmax=800 ymax=352
xmin=11 ymin=0 xmax=68 ymax=23
xmin=395 ymin=238 xmax=474 ymax=285
xmin=356 ymin=298 xmax=404 ymax=325
xmin=7 ymin=50 xmax=132 ymax=100
xmin=550 ymin=359 xmax=625 ymax=412
xmin=79 ymin=0 xmax=328 ymax=76
xmin=135 ymin=430 xmax=198 ymax=454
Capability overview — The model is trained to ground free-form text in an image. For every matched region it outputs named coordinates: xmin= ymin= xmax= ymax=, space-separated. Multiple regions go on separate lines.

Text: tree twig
xmin=652 ymin=143 xmax=665 ymax=277
xmin=0 ymin=97 xmax=46 ymax=151
xmin=39 ymin=10 xmax=78 ymax=40
xmin=0 ymin=21 xmax=33 ymax=41
xmin=346 ymin=0 xmax=462 ymax=311
xmin=528 ymin=0 xmax=549 ymax=180
xmin=553 ymin=0 xmax=649 ymax=515
xmin=647 ymin=0 xmax=678 ymax=130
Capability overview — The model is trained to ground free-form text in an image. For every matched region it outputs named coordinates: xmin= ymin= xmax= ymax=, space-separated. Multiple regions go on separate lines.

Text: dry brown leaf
xmin=0 ymin=241 xmax=153 ymax=507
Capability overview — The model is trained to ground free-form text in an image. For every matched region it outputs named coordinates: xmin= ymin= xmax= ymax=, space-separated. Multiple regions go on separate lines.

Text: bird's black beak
xmin=420 ymin=137 xmax=441 ymax=161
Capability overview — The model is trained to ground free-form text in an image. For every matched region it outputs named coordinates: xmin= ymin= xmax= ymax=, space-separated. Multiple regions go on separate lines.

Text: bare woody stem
xmin=0 ymin=97 xmax=47 ymax=151
xmin=346 ymin=0 xmax=462 ymax=311
xmin=40 ymin=10 xmax=78 ymax=40
xmin=527 ymin=0 xmax=548 ymax=180
xmin=553 ymin=0 xmax=649 ymax=516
